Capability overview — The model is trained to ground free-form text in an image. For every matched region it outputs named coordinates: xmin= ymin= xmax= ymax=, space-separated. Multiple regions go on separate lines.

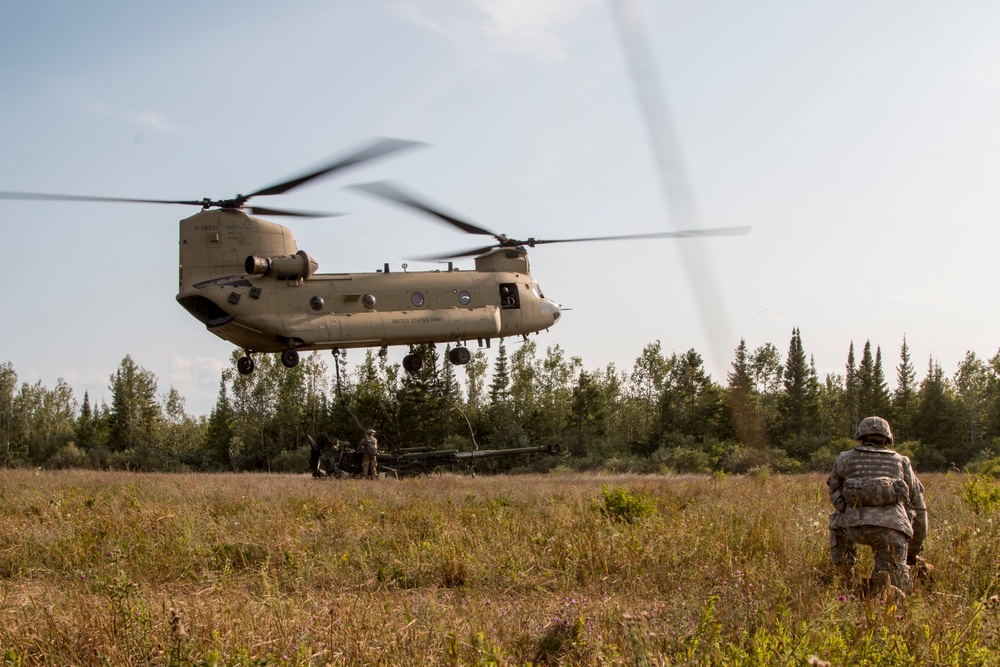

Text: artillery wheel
xmin=281 ymin=348 xmax=300 ymax=368
xmin=237 ymin=356 xmax=255 ymax=375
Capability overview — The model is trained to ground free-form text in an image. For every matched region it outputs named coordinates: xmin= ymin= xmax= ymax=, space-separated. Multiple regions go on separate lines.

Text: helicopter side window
xmin=499 ymin=283 xmax=520 ymax=310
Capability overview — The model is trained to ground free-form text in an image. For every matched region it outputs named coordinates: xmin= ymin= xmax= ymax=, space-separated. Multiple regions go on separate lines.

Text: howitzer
xmin=311 ymin=439 xmax=561 ymax=478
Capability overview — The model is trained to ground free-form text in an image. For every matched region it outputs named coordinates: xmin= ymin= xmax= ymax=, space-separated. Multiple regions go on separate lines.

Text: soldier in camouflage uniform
xmin=359 ymin=428 xmax=379 ymax=479
xmin=828 ymin=416 xmax=928 ymax=596
xmin=309 ymin=433 xmax=343 ymax=478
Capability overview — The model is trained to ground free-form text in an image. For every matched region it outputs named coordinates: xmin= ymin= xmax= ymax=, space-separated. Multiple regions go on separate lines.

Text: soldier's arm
xmin=828 ymin=455 xmax=847 ymax=511
xmin=907 ymin=468 xmax=928 ymax=557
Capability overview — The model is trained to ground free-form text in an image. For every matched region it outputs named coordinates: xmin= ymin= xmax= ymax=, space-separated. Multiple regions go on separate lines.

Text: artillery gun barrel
xmin=453 ymin=443 xmax=560 ymax=460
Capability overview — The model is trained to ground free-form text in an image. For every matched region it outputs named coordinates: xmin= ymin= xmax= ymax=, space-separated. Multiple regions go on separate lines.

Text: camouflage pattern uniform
xmin=360 ymin=429 xmax=378 ymax=479
xmin=309 ymin=433 xmax=342 ymax=477
xmin=828 ymin=417 xmax=928 ymax=595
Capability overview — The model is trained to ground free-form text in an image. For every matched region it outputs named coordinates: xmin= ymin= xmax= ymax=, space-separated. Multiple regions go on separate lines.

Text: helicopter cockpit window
xmin=411 ymin=292 xmax=425 ymax=307
xmin=499 ymin=283 xmax=520 ymax=310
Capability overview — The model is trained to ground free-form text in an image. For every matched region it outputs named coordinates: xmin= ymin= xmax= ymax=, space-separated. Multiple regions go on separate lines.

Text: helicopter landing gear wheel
xmin=280 ymin=348 xmax=300 ymax=368
xmin=449 ymin=346 xmax=471 ymax=365
xmin=402 ymin=353 xmax=423 ymax=374
xmin=237 ymin=355 xmax=255 ymax=375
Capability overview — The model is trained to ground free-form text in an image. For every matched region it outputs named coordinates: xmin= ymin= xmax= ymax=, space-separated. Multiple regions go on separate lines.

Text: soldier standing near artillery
xmin=359 ymin=428 xmax=379 ymax=479
xmin=827 ymin=416 xmax=929 ymax=597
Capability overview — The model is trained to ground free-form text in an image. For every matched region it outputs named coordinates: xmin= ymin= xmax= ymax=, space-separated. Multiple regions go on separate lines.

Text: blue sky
xmin=2 ymin=1 xmax=999 ymax=415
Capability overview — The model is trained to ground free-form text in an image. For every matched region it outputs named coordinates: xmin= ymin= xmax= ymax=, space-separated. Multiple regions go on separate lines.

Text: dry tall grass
xmin=1 ymin=469 xmax=997 ymax=665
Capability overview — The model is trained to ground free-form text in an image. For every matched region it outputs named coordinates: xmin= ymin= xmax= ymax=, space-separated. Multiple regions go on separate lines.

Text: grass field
xmin=1 ymin=469 xmax=998 ymax=666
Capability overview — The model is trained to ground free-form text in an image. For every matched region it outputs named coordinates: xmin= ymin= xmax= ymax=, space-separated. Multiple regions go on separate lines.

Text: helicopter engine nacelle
xmin=245 ymin=250 xmax=318 ymax=281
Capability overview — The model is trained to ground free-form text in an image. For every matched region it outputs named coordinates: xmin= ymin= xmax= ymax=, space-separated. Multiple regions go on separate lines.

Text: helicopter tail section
xmin=176 ymin=209 xmax=302 ymax=329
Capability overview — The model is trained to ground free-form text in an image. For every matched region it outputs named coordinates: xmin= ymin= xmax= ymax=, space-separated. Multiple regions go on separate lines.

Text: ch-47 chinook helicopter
xmin=0 ymin=137 xmax=749 ymax=375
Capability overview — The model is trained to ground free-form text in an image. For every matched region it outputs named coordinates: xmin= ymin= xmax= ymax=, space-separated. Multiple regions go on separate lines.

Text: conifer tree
xmin=872 ymin=346 xmax=892 ymax=418
xmin=845 ymin=342 xmax=859 ymax=434
xmin=489 ymin=339 xmax=511 ymax=403
xmin=727 ymin=338 xmax=764 ymax=448
xmin=892 ymin=336 xmax=917 ymax=443
xmin=780 ymin=328 xmax=811 ymax=437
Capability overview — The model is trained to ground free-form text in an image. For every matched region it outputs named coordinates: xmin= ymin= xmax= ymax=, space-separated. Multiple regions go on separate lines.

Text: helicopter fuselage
xmin=175 ymin=210 xmax=561 ymax=360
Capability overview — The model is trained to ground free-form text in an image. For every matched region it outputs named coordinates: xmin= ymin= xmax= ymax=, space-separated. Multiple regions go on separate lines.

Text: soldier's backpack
xmin=843 ymin=476 xmax=909 ymax=508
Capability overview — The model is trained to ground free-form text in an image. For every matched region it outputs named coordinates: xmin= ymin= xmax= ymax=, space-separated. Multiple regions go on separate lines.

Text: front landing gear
xmin=237 ymin=353 xmax=255 ymax=375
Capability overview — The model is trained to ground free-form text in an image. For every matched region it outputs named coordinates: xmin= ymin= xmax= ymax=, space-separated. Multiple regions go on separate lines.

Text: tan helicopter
xmin=0 ymin=138 xmax=749 ymax=375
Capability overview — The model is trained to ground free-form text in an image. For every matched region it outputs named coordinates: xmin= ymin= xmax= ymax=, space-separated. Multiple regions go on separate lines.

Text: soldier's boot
xmin=909 ymin=555 xmax=935 ymax=587
xmin=868 ymin=571 xmax=906 ymax=604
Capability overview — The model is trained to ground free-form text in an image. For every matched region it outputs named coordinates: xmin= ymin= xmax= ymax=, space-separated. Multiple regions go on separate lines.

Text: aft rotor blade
xmin=245 ymin=205 xmax=344 ymax=218
xmin=0 ymin=191 xmax=205 ymax=206
xmin=529 ymin=226 xmax=751 ymax=245
xmin=249 ymin=137 xmax=425 ymax=198
xmin=350 ymin=180 xmax=500 ymax=237
xmin=410 ymin=244 xmax=502 ymax=261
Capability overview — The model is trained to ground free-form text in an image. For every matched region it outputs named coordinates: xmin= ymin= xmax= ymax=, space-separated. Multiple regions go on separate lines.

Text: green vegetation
xmin=3 ymin=331 xmax=1000 ymax=474
xmin=1 ymin=470 xmax=998 ymax=665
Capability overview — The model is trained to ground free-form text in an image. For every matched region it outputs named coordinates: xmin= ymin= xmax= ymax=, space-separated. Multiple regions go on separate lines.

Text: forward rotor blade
xmin=249 ymin=137 xmax=425 ymax=198
xmin=529 ymin=226 xmax=751 ymax=245
xmin=0 ymin=191 xmax=205 ymax=206
xmin=350 ymin=180 xmax=499 ymax=237
xmin=245 ymin=206 xmax=344 ymax=218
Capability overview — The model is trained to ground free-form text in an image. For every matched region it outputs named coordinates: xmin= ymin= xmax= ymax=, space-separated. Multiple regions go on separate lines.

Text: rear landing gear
xmin=237 ymin=354 xmax=255 ymax=375
xmin=449 ymin=346 xmax=471 ymax=365
xmin=281 ymin=348 xmax=300 ymax=368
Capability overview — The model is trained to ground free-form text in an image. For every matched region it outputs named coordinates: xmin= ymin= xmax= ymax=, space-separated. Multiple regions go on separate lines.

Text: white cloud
xmin=87 ymin=101 xmax=182 ymax=133
xmin=391 ymin=0 xmax=599 ymax=60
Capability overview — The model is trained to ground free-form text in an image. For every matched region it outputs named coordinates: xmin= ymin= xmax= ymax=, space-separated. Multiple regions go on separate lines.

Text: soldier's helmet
xmin=855 ymin=416 xmax=893 ymax=444
xmin=366 ymin=429 xmax=375 ymax=435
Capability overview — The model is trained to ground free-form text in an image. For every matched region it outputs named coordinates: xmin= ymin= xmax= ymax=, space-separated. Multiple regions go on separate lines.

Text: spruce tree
xmin=780 ymin=328 xmax=810 ymax=437
xmin=845 ymin=342 xmax=859 ymax=434
xmin=893 ymin=337 xmax=917 ymax=443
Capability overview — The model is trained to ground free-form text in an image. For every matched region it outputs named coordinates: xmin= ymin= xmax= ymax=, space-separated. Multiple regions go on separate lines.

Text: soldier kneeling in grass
xmin=827 ymin=416 xmax=931 ymax=598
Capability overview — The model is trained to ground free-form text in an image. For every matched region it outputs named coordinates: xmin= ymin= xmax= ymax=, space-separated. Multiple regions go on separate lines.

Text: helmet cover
xmin=855 ymin=416 xmax=893 ymax=443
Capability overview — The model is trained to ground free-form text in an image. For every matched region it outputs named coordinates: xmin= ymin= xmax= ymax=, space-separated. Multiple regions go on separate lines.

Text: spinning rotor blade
xmin=526 ymin=226 xmax=752 ymax=245
xmin=350 ymin=181 xmax=500 ymax=238
xmin=0 ymin=191 xmax=206 ymax=206
xmin=0 ymin=137 xmax=422 ymax=216
xmin=244 ymin=206 xmax=344 ymax=218
xmin=414 ymin=226 xmax=751 ymax=261
xmin=249 ymin=138 xmax=425 ymax=198
xmin=411 ymin=244 xmax=506 ymax=261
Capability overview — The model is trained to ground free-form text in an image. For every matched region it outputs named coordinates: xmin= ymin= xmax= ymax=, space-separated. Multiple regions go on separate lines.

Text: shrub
xmin=269 ymin=447 xmax=310 ymax=473
xmin=961 ymin=475 xmax=1000 ymax=514
xmin=594 ymin=485 xmax=656 ymax=523
xmin=652 ymin=446 xmax=713 ymax=474
xmin=44 ymin=442 xmax=89 ymax=469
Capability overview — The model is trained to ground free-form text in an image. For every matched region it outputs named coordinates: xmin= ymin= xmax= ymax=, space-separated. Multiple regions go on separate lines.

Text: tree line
xmin=2 ymin=329 xmax=999 ymax=474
